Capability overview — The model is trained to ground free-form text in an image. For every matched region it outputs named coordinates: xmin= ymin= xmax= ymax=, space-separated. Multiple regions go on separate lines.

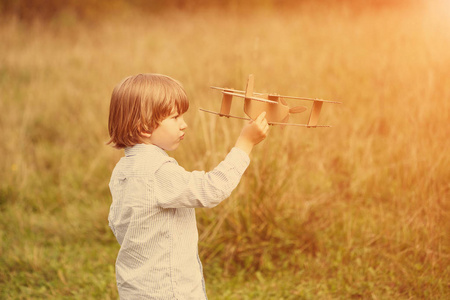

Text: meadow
xmin=0 ymin=1 xmax=449 ymax=299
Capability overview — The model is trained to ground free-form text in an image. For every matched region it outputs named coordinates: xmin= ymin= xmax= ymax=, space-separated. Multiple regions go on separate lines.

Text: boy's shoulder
xmin=119 ymin=144 xmax=176 ymax=176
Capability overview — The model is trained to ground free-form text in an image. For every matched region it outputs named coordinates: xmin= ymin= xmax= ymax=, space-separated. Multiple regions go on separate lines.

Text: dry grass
xmin=1 ymin=1 xmax=449 ymax=299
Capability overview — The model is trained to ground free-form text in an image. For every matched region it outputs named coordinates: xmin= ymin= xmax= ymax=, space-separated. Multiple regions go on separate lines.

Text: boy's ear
xmin=138 ymin=123 xmax=152 ymax=137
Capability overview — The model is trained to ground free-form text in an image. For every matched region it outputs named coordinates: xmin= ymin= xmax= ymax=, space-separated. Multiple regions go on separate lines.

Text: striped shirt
xmin=108 ymin=144 xmax=250 ymax=299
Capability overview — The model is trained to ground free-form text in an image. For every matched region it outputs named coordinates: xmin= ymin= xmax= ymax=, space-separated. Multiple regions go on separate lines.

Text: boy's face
xmin=146 ymin=110 xmax=187 ymax=151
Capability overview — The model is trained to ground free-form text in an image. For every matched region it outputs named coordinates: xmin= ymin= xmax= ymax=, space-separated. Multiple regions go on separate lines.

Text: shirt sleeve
xmin=154 ymin=147 xmax=250 ymax=208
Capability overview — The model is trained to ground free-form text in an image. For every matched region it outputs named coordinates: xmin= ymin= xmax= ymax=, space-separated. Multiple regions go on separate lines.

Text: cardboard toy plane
xmin=199 ymin=74 xmax=341 ymax=127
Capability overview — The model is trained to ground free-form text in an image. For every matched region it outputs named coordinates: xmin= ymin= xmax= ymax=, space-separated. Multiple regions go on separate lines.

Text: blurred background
xmin=0 ymin=0 xmax=449 ymax=299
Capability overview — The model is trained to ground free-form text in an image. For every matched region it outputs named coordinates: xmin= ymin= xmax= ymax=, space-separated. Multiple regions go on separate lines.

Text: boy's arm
xmin=155 ymin=111 xmax=269 ymax=209
xmin=154 ymin=147 xmax=250 ymax=208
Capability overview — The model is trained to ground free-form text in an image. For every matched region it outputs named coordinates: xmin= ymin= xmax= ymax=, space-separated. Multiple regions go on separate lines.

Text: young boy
xmin=107 ymin=73 xmax=269 ymax=299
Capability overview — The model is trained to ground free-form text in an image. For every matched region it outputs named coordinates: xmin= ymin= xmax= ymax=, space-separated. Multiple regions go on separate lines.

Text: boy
xmin=107 ymin=73 xmax=269 ymax=299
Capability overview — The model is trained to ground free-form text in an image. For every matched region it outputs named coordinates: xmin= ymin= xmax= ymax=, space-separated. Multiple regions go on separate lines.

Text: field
xmin=1 ymin=1 xmax=449 ymax=299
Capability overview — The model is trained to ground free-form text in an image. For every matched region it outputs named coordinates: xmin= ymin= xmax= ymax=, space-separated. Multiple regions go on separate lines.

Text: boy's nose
xmin=180 ymin=120 xmax=188 ymax=130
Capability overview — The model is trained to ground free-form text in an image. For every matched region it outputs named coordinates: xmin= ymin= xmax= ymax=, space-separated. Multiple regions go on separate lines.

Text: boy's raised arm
xmin=154 ymin=147 xmax=250 ymax=209
xmin=153 ymin=111 xmax=269 ymax=209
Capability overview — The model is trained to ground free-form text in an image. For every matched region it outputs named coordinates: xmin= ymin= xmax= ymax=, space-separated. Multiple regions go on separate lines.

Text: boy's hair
xmin=107 ymin=73 xmax=189 ymax=149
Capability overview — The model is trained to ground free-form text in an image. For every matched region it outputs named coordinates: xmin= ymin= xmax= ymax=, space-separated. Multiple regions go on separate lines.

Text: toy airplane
xmin=199 ymin=74 xmax=341 ymax=127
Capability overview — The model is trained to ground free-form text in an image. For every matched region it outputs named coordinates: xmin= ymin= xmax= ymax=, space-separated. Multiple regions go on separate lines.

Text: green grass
xmin=1 ymin=1 xmax=449 ymax=299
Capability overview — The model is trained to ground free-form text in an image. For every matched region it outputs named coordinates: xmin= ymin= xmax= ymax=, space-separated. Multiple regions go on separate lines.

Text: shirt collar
xmin=124 ymin=144 xmax=168 ymax=157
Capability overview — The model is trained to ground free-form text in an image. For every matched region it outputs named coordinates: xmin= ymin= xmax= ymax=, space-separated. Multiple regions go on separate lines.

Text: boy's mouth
xmin=180 ymin=134 xmax=185 ymax=140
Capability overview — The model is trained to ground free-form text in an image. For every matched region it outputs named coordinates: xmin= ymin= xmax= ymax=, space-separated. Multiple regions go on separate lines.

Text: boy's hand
xmin=235 ymin=111 xmax=269 ymax=155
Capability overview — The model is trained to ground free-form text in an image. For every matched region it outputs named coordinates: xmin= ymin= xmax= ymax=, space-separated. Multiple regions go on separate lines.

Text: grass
xmin=1 ymin=1 xmax=449 ymax=299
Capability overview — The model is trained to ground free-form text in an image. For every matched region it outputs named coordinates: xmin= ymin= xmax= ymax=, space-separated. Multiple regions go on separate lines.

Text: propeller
xmin=289 ymin=106 xmax=308 ymax=114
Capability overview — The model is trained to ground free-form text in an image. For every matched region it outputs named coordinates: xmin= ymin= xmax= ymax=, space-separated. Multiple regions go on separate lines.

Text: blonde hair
xmin=107 ymin=73 xmax=189 ymax=149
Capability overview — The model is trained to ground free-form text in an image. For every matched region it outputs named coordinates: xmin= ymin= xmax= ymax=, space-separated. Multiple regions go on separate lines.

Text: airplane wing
xmin=279 ymin=95 xmax=342 ymax=104
xmin=211 ymin=87 xmax=341 ymax=104
xmin=210 ymin=86 xmax=265 ymax=96
xmin=222 ymin=91 xmax=278 ymax=104
xmin=210 ymin=86 xmax=244 ymax=94
xmin=268 ymin=121 xmax=331 ymax=127
xmin=199 ymin=109 xmax=331 ymax=127
xmin=198 ymin=108 xmax=251 ymax=121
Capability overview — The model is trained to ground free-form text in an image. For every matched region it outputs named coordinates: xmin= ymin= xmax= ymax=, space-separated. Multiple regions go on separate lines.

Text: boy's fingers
xmin=256 ymin=111 xmax=267 ymax=122
xmin=254 ymin=111 xmax=267 ymax=125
